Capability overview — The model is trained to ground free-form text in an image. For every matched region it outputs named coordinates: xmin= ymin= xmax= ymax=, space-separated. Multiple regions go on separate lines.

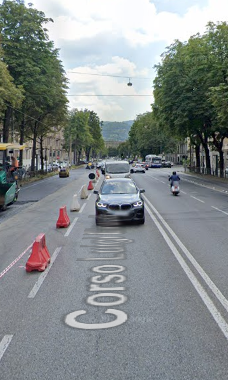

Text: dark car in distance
xmin=162 ymin=160 xmax=172 ymax=168
xmin=94 ymin=178 xmax=145 ymax=225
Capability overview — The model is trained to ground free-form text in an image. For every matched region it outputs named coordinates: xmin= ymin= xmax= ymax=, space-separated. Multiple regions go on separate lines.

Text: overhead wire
xmin=67 ymin=71 xmax=153 ymax=80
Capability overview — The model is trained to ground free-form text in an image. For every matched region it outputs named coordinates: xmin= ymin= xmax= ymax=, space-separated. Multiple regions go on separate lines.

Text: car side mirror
xmin=140 ymin=189 xmax=145 ymax=193
xmin=93 ymin=190 xmax=98 ymax=194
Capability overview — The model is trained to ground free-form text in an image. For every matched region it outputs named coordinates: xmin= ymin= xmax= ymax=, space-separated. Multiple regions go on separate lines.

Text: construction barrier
xmin=56 ymin=205 xmax=70 ymax=228
xmin=70 ymin=194 xmax=80 ymax=211
xmin=26 ymin=233 xmax=51 ymax=272
xmin=87 ymin=180 xmax=94 ymax=190
xmin=80 ymin=184 xmax=88 ymax=199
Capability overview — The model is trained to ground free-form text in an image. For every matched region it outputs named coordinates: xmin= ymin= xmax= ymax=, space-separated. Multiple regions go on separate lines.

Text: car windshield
xmin=101 ymin=181 xmax=137 ymax=194
xmin=105 ymin=163 xmax=129 ymax=173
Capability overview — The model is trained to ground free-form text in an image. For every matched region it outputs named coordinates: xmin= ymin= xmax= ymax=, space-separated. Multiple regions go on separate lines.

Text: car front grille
xmin=109 ymin=203 xmax=131 ymax=211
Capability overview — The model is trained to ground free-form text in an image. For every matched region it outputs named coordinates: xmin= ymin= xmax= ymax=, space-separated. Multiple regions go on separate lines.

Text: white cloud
xmin=33 ymin=0 xmax=228 ymax=47
xmin=67 ymin=57 xmax=152 ymax=121
xmin=28 ymin=0 xmax=228 ymax=121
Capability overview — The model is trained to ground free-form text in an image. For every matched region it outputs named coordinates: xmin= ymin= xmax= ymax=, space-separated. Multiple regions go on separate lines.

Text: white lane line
xmin=181 ymin=190 xmax=187 ymax=194
xmin=79 ymin=203 xmax=86 ymax=213
xmin=211 ymin=206 xmax=228 ymax=216
xmin=0 ymin=244 xmax=32 ymax=280
xmin=64 ymin=217 xmax=79 ymax=237
xmin=144 ymin=195 xmax=228 ymax=314
xmin=0 ymin=335 xmax=13 ymax=362
xmin=145 ymin=201 xmax=228 ymax=341
xmin=190 ymin=195 xmax=205 ymax=203
xmin=28 ymin=247 xmax=62 ymax=299
xmin=148 ymin=175 xmax=165 ymax=184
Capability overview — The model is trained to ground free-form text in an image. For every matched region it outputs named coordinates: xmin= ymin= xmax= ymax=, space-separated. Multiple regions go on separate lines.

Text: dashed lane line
xmin=211 ymin=206 xmax=228 ymax=216
xmin=28 ymin=247 xmax=62 ymax=299
xmin=64 ymin=217 xmax=79 ymax=237
xmin=0 ymin=335 xmax=13 ymax=362
xmin=190 ymin=196 xmax=205 ymax=203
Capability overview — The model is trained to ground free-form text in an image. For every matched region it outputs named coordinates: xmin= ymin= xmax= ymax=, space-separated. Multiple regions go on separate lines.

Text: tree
xmin=64 ymin=109 xmax=92 ymax=164
xmin=128 ymin=111 xmax=177 ymax=160
xmin=84 ymin=110 xmax=105 ymax=161
xmin=153 ymin=22 xmax=228 ymax=176
xmin=0 ymin=0 xmax=68 ymax=169
xmin=0 ymin=48 xmax=24 ymax=121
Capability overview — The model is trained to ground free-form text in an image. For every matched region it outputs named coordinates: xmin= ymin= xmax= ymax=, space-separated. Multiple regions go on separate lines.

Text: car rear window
xmin=105 ymin=163 xmax=129 ymax=174
xmin=101 ymin=181 xmax=137 ymax=194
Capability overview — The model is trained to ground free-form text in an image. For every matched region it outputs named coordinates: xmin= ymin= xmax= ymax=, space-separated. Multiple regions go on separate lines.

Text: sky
xmin=24 ymin=0 xmax=228 ymax=122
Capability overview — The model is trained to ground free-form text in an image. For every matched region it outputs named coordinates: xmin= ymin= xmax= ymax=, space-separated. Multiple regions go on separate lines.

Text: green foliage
xmin=0 ymin=0 xmax=68 ymax=159
xmin=0 ymin=48 xmax=24 ymax=116
xmin=128 ymin=112 xmax=178 ymax=159
xmin=153 ymin=22 xmax=228 ymax=173
xmin=64 ymin=108 xmax=105 ymax=163
xmin=86 ymin=110 xmax=105 ymax=157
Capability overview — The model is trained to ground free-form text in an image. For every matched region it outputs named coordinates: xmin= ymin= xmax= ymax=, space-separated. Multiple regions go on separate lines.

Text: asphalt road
xmin=1 ymin=166 xmax=228 ymax=379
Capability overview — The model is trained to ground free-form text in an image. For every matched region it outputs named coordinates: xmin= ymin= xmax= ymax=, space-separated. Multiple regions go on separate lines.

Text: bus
xmin=145 ymin=154 xmax=162 ymax=168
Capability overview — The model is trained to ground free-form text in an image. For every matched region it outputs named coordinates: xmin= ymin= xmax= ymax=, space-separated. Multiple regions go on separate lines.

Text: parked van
xmin=104 ymin=160 xmax=130 ymax=179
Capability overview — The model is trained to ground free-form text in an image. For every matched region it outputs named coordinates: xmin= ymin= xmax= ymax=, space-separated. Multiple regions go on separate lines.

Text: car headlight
xmin=133 ymin=201 xmax=143 ymax=207
xmin=105 ymin=175 xmax=111 ymax=179
xmin=97 ymin=202 xmax=108 ymax=208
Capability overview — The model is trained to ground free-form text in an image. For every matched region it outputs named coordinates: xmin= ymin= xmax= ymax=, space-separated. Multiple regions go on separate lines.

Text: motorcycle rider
xmin=169 ymin=171 xmax=180 ymax=187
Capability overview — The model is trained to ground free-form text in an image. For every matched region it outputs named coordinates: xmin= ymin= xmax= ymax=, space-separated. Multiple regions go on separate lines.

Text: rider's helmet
xmin=172 ymin=171 xmax=176 ymax=175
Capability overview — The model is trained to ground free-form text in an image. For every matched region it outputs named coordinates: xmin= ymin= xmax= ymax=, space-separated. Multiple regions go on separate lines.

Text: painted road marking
xmin=65 ymin=233 xmax=128 ymax=330
xmin=79 ymin=203 xmax=86 ymax=213
xmin=28 ymin=247 xmax=62 ymax=298
xmin=190 ymin=195 xmax=205 ymax=203
xmin=64 ymin=217 xmax=78 ymax=237
xmin=146 ymin=201 xmax=228 ymax=340
xmin=211 ymin=206 xmax=228 ymax=216
xmin=0 ymin=335 xmax=13 ymax=362
xmin=65 ymin=309 xmax=127 ymax=330
xmin=0 ymin=244 xmax=32 ymax=280
xmin=145 ymin=196 xmax=228 ymax=313
xmin=144 ymin=196 xmax=228 ymax=341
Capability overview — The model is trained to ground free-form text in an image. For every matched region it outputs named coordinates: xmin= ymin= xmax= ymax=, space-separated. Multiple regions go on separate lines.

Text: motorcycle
xmin=170 ymin=180 xmax=180 ymax=196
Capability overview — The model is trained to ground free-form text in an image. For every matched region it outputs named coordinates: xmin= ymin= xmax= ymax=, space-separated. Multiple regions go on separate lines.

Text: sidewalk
xmin=177 ymin=166 xmax=228 ymax=193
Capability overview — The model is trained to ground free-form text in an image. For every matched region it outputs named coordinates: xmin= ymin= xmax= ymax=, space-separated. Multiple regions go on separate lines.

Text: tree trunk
xmin=219 ymin=150 xmax=224 ymax=178
xmin=86 ymin=147 xmax=91 ymax=162
xmin=195 ymin=145 xmax=200 ymax=172
xmin=198 ymin=132 xmax=211 ymax=174
xmin=78 ymin=149 xmax=82 ymax=164
xmin=40 ymin=137 xmax=44 ymax=170
xmin=31 ymin=124 xmax=37 ymax=172
xmin=19 ymin=116 xmax=25 ymax=167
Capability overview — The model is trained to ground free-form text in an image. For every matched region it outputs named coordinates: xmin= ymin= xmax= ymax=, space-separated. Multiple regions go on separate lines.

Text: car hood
xmin=98 ymin=193 xmax=141 ymax=204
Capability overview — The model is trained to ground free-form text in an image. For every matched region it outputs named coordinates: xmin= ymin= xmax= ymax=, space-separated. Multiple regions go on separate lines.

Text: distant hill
xmin=101 ymin=120 xmax=133 ymax=142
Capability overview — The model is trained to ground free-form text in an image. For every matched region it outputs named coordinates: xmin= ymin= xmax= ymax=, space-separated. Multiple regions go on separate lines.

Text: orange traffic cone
xmin=26 ymin=233 xmax=51 ymax=272
xmin=88 ymin=180 xmax=94 ymax=190
xmin=56 ymin=206 xmax=70 ymax=228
